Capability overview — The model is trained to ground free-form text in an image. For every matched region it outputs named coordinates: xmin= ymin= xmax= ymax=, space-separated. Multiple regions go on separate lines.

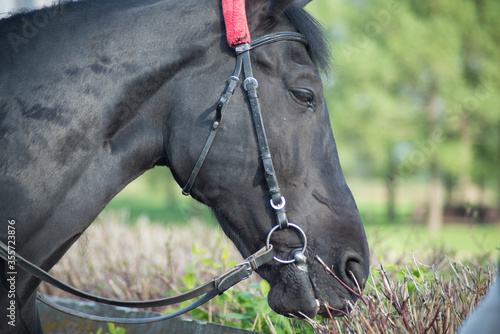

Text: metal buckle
xmin=235 ymin=43 xmax=251 ymax=54
xmin=270 ymin=196 xmax=286 ymax=210
xmin=235 ymin=261 xmax=252 ymax=280
xmin=265 ymin=223 xmax=307 ymax=264
xmin=243 ymin=77 xmax=258 ymax=91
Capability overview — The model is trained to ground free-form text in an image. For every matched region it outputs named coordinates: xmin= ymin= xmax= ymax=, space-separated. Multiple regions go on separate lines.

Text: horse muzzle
xmin=261 ymin=247 xmax=369 ymax=319
xmin=266 ymin=260 xmax=321 ymax=319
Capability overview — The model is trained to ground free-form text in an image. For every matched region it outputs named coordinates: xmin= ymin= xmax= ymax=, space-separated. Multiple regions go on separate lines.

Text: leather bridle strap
xmin=35 ymin=291 xmax=219 ymax=324
xmin=35 ymin=248 xmax=275 ymax=324
xmin=234 ymin=31 xmax=307 ymax=53
xmin=182 ymin=32 xmax=306 ymax=197
xmin=241 ymin=48 xmax=289 ymax=228
xmin=0 ymin=240 xmax=273 ymax=308
xmin=181 ymin=58 xmax=243 ymax=196
xmin=182 ymin=32 xmax=307 ymax=231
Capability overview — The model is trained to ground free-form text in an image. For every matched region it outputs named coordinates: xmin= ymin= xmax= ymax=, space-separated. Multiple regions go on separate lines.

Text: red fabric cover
xmin=222 ymin=0 xmax=251 ymax=47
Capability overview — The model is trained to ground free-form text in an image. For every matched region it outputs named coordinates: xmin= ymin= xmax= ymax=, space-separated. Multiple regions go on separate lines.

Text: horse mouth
xmin=262 ymin=253 xmax=366 ymax=320
xmin=265 ymin=263 xmax=321 ymax=319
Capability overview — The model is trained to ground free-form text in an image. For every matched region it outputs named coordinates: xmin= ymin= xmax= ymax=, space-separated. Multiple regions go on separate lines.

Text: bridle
xmin=0 ymin=20 xmax=311 ymax=327
xmin=182 ymin=31 xmax=309 ymax=264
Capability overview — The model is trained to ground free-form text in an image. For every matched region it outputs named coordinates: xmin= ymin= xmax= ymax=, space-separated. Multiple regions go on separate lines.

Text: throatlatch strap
xmin=182 ymin=58 xmax=243 ymax=196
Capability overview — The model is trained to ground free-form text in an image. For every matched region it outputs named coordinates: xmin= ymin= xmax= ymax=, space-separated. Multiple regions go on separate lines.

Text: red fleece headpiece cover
xmin=222 ymin=0 xmax=251 ymax=47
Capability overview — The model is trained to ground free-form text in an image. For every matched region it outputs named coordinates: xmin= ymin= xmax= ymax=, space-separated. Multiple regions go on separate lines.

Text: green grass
xmin=358 ymin=202 xmax=416 ymax=226
xmin=366 ymin=224 xmax=500 ymax=261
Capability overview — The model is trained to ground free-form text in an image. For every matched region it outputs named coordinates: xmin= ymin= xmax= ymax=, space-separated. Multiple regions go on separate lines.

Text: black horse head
xmin=165 ymin=0 xmax=370 ymax=318
xmin=0 ymin=0 xmax=369 ymax=332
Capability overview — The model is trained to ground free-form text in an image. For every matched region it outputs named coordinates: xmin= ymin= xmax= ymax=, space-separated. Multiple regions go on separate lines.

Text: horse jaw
xmin=266 ymin=264 xmax=320 ymax=318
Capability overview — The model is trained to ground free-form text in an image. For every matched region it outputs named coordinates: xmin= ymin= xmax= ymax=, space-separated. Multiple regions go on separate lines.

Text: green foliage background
xmin=107 ymin=0 xmax=500 ymax=232
xmin=305 ymin=0 xmax=500 ymax=219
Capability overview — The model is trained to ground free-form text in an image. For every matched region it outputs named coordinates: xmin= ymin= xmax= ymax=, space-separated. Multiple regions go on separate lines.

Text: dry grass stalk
xmin=38 ymin=212 xmax=497 ymax=333
xmin=312 ymin=256 xmax=497 ymax=333
xmin=39 ymin=211 xmax=250 ymax=312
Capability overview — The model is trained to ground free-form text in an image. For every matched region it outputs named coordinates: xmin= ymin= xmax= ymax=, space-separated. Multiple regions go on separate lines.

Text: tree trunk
xmin=458 ymin=114 xmax=473 ymax=205
xmin=386 ymin=145 xmax=397 ymax=222
xmin=498 ymin=176 xmax=500 ymax=210
xmin=443 ymin=173 xmax=456 ymax=206
xmin=425 ymin=82 xmax=443 ymax=231
xmin=498 ymin=124 xmax=500 ymax=209
xmin=428 ymin=159 xmax=443 ymax=232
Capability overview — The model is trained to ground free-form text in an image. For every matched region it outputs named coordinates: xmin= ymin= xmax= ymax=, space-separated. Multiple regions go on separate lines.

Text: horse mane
xmin=0 ymin=1 xmax=66 ymax=31
xmin=0 ymin=0 xmax=148 ymax=30
xmin=284 ymin=6 xmax=331 ymax=74
xmin=0 ymin=0 xmax=331 ymax=74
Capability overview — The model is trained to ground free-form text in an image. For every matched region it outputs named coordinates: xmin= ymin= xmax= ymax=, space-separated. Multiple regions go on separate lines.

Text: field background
xmin=104 ymin=167 xmax=500 ymax=264
xmin=41 ymin=167 xmax=499 ymax=333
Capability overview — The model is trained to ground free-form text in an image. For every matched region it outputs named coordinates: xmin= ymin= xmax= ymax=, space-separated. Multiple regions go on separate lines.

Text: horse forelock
xmin=250 ymin=4 xmax=331 ymax=75
xmin=284 ymin=6 xmax=331 ymax=74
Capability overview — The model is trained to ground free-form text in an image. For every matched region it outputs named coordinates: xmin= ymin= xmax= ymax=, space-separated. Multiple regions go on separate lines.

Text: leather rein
xmin=0 ymin=32 xmax=310 ymax=324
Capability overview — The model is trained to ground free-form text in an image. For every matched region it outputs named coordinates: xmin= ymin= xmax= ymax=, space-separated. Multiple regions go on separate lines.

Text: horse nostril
xmin=341 ymin=252 xmax=367 ymax=291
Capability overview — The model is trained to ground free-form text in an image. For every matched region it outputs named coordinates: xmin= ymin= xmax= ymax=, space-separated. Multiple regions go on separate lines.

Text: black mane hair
xmin=1 ymin=0 xmax=331 ymax=73
xmin=285 ymin=6 xmax=331 ymax=74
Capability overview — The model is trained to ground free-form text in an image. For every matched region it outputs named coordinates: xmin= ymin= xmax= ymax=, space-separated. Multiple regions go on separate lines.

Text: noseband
xmin=182 ymin=31 xmax=309 ymax=264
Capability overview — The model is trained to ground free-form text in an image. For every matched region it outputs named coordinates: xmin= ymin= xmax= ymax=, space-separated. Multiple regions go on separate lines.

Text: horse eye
xmin=291 ymin=90 xmax=314 ymax=107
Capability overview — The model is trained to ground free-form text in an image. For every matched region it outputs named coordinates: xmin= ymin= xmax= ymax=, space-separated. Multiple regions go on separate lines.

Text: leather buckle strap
xmin=182 ymin=59 xmax=243 ymax=196
xmin=235 ymin=32 xmax=307 ymax=54
xmin=1 ymin=240 xmax=275 ymax=323
xmin=216 ymin=245 xmax=275 ymax=294
xmin=239 ymin=49 xmax=290 ymax=230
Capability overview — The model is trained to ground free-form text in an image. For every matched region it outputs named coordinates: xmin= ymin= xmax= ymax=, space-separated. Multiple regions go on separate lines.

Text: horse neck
xmin=0 ymin=0 xmax=228 ymax=269
xmin=2 ymin=0 xmax=224 ymax=87
xmin=0 ymin=3 xmax=233 ymax=307
xmin=2 ymin=0 xmax=229 ymax=152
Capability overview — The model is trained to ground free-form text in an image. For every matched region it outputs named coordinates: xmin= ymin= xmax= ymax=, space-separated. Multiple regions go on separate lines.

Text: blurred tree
xmin=308 ymin=0 xmax=500 ymax=229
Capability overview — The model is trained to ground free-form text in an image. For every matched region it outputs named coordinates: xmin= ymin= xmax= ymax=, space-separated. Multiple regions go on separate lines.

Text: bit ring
xmin=266 ymin=223 xmax=307 ymax=264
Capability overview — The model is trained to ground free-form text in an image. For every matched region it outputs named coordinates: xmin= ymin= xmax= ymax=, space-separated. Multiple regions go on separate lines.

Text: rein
xmin=0 ymin=241 xmax=274 ymax=324
xmin=1 ymin=2 xmax=311 ymax=324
